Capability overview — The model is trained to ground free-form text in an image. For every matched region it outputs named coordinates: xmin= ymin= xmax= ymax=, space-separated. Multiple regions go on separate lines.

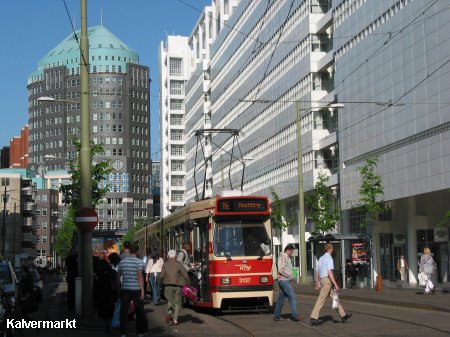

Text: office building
xmin=159 ymin=36 xmax=191 ymax=217
xmin=27 ymin=25 xmax=152 ymax=233
xmin=163 ymin=0 xmax=450 ymax=285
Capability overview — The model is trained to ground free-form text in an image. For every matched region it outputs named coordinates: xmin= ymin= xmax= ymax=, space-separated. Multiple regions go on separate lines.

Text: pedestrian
xmin=177 ymin=241 xmax=193 ymax=272
xmin=117 ymin=242 xmax=148 ymax=337
xmin=65 ymin=248 xmax=78 ymax=311
xmin=19 ymin=266 xmax=38 ymax=321
xmin=96 ymin=259 xmax=118 ymax=333
xmin=109 ymin=252 xmax=121 ymax=272
xmin=120 ymin=241 xmax=131 ymax=259
xmin=146 ymin=248 xmax=164 ymax=305
xmin=273 ymin=244 xmax=304 ymax=322
xmin=177 ymin=241 xmax=200 ymax=294
xmin=142 ymin=248 xmax=151 ymax=298
xmin=419 ymin=247 xmax=437 ymax=295
xmin=310 ymin=243 xmax=352 ymax=326
xmin=158 ymin=249 xmax=190 ymax=326
xmin=396 ymin=255 xmax=409 ymax=282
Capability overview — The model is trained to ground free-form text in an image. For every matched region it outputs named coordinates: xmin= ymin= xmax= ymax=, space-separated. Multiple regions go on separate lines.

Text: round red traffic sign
xmin=74 ymin=207 xmax=98 ymax=231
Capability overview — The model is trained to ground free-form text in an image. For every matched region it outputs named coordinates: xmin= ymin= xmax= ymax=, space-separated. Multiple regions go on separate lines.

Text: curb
xmin=299 ymin=290 xmax=450 ymax=313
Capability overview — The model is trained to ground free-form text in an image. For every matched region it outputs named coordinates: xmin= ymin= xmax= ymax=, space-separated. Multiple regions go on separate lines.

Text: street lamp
xmin=297 ymin=102 xmax=344 ymax=284
xmin=38 ymin=0 xmax=92 ymax=316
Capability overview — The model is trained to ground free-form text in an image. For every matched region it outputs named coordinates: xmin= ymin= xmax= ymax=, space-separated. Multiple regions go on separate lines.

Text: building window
xmin=170 ymin=81 xmax=184 ymax=95
xmin=170 ymin=99 xmax=183 ymax=110
xmin=169 ymin=58 xmax=183 ymax=76
xmin=171 ymin=191 xmax=184 ymax=202
xmin=42 ymin=236 xmax=48 ymax=243
xmin=170 ymin=130 xmax=183 ymax=141
xmin=171 ymin=161 xmax=184 ymax=172
xmin=171 ymin=145 xmax=184 ymax=156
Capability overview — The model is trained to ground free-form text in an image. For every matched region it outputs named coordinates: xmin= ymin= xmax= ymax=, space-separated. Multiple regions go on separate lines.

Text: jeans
xmin=120 ymin=290 xmax=148 ymax=335
xmin=149 ymin=272 xmax=161 ymax=304
xmin=273 ymin=279 xmax=298 ymax=319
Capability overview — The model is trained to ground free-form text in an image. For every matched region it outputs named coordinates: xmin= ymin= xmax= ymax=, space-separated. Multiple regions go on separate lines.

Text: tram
xmin=134 ymin=195 xmax=273 ymax=311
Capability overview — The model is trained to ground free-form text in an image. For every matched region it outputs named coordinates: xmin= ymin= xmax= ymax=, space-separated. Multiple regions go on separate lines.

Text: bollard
xmin=75 ymin=277 xmax=82 ymax=315
xmin=376 ymin=275 xmax=383 ymax=291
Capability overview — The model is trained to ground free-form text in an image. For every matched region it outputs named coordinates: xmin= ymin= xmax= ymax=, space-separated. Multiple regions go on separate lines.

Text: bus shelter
xmin=308 ymin=233 xmax=373 ymax=289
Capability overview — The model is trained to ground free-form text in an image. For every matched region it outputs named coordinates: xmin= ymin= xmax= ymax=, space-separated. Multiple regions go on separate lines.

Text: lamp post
xmin=38 ymin=0 xmax=92 ymax=316
xmin=297 ymin=102 xmax=345 ymax=284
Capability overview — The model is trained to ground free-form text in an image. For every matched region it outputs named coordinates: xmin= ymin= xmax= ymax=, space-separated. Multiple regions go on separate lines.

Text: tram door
xmin=193 ymin=218 xmax=210 ymax=302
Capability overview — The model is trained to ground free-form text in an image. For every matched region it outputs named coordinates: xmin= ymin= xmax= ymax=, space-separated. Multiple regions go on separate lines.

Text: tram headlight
xmin=260 ymin=276 xmax=269 ymax=284
xmin=220 ymin=277 xmax=231 ymax=285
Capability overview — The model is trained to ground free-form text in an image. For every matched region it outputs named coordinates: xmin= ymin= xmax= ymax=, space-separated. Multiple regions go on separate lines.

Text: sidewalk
xmin=293 ymin=282 xmax=450 ymax=313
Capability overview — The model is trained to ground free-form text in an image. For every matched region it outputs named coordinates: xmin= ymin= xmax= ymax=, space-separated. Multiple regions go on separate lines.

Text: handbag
xmin=111 ymin=299 xmax=121 ymax=328
xmin=418 ymin=272 xmax=428 ymax=286
xmin=182 ymin=285 xmax=198 ymax=302
xmin=331 ymin=289 xmax=339 ymax=309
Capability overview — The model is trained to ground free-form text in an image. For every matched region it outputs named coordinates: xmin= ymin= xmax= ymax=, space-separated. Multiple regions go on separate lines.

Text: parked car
xmin=28 ymin=268 xmax=43 ymax=303
xmin=0 ymin=259 xmax=17 ymax=337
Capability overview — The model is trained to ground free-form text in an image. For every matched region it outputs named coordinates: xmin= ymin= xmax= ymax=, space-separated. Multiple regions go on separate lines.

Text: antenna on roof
xmin=100 ymin=8 xmax=103 ymax=26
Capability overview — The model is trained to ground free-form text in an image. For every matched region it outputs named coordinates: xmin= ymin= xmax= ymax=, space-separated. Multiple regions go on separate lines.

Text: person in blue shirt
xmin=310 ymin=243 xmax=352 ymax=326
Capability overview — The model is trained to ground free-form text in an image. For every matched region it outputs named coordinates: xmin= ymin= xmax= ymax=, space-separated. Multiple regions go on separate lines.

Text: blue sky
xmin=0 ymin=0 xmax=210 ymax=160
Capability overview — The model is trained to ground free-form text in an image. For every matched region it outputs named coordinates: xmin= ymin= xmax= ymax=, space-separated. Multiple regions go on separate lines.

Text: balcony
xmin=21 ymin=187 xmax=34 ymax=197
xmin=21 ymin=202 xmax=35 ymax=212
xmin=22 ymin=216 xmax=33 ymax=227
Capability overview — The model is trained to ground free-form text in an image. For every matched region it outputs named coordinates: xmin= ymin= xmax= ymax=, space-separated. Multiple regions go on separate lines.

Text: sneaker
xmin=273 ymin=317 xmax=282 ymax=321
xmin=172 ymin=321 xmax=179 ymax=326
xmin=341 ymin=314 xmax=352 ymax=322
xmin=165 ymin=310 xmax=173 ymax=324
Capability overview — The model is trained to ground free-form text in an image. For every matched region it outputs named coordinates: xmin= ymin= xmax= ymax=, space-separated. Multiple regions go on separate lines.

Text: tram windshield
xmin=213 ymin=219 xmax=271 ymax=258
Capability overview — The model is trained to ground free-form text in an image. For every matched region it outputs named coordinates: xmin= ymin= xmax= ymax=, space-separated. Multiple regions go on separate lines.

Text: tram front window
xmin=214 ymin=220 xmax=270 ymax=258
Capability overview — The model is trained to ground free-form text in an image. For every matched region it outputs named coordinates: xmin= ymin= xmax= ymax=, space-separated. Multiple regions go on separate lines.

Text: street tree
xmin=122 ymin=217 xmax=147 ymax=243
xmin=55 ymin=139 xmax=113 ymax=256
xmin=54 ymin=207 xmax=77 ymax=259
xmin=270 ymin=190 xmax=291 ymax=231
xmin=60 ymin=138 xmax=113 ymax=209
xmin=356 ymin=156 xmax=385 ymax=228
xmin=306 ymin=170 xmax=340 ymax=235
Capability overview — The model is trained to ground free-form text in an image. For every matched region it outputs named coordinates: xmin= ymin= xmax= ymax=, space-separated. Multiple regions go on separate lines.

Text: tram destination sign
xmin=217 ymin=198 xmax=268 ymax=213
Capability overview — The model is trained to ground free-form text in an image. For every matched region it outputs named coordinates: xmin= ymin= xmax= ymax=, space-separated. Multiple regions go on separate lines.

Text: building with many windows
xmin=159 ymin=36 xmax=191 ymax=217
xmin=161 ymin=0 xmax=450 ymax=285
xmin=0 ymin=169 xmax=36 ymax=266
xmin=27 ymin=25 xmax=152 ymax=233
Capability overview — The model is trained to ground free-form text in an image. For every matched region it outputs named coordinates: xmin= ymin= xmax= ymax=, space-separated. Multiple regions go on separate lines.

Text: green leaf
xmin=305 ymin=170 xmax=340 ymax=235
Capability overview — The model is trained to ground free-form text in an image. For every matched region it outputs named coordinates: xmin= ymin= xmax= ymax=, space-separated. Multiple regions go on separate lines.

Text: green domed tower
xmin=27 ymin=25 xmax=152 ymax=240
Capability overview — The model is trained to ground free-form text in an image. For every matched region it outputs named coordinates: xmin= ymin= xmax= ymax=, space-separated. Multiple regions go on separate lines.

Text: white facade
xmin=161 ymin=0 xmax=450 ymax=284
xmin=159 ymin=36 xmax=191 ymax=217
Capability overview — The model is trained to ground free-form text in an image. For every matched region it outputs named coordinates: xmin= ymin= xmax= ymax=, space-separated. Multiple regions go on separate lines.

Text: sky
xmin=0 ymin=0 xmax=210 ymax=160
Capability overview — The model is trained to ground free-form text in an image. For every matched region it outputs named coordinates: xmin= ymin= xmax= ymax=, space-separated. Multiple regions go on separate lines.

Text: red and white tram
xmin=134 ymin=195 xmax=273 ymax=311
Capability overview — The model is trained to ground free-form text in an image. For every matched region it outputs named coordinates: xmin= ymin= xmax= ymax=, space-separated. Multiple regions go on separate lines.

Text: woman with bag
xmin=419 ymin=247 xmax=437 ymax=295
xmin=146 ymin=248 xmax=164 ymax=305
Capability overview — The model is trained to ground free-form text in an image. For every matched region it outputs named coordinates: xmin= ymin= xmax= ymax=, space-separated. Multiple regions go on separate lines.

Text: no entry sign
xmin=75 ymin=207 xmax=98 ymax=231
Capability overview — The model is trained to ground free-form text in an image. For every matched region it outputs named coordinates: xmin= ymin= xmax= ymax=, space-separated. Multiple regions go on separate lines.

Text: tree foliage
xmin=55 ymin=139 xmax=113 ymax=257
xmin=122 ymin=218 xmax=146 ymax=243
xmin=270 ymin=190 xmax=291 ymax=231
xmin=54 ymin=207 xmax=77 ymax=260
xmin=306 ymin=171 xmax=340 ymax=235
xmin=356 ymin=156 xmax=385 ymax=228
xmin=60 ymin=138 xmax=113 ymax=209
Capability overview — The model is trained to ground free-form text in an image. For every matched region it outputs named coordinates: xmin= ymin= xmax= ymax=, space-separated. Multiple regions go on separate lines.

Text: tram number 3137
xmin=239 ymin=277 xmax=251 ymax=284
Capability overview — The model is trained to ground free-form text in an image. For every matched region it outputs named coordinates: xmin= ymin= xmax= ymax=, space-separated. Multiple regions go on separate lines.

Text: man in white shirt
xmin=310 ymin=243 xmax=351 ymax=326
xmin=396 ymin=255 xmax=408 ymax=281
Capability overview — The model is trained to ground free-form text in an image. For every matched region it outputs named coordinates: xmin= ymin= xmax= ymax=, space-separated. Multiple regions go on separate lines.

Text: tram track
xmin=213 ymin=315 xmax=257 ymax=337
